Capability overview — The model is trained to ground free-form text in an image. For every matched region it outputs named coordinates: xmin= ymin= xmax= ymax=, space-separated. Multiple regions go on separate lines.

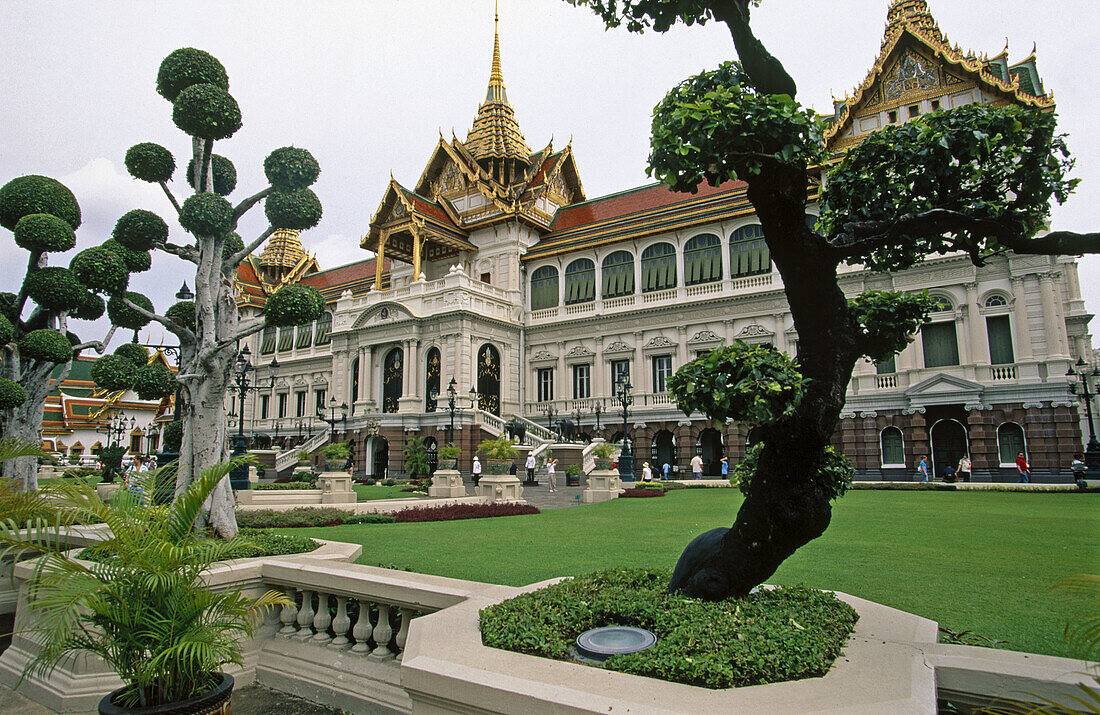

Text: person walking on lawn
xmin=1016 ymin=452 xmax=1031 ymax=483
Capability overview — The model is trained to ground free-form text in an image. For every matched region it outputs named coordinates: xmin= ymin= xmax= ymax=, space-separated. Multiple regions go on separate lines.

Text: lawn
xmin=280 ymin=489 xmax=1099 ymax=659
xmin=353 ymin=484 xmax=422 ymax=501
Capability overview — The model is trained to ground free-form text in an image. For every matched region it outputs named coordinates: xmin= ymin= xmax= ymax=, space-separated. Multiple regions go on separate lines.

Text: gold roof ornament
xmin=886 ymin=0 xmax=943 ymax=42
xmin=464 ymin=1 xmax=532 ymax=170
xmin=259 ymin=228 xmax=308 ymax=270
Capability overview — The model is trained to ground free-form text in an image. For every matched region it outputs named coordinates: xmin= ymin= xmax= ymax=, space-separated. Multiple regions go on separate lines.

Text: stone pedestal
xmin=476 ymin=474 xmax=525 ymax=503
xmin=248 ymin=465 xmax=259 ymax=484
xmin=94 ymin=482 xmax=121 ymax=502
xmin=428 ymin=469 xmax=467 ymax=498
xmin=582 ymin=469 xmax=622 ymax=504
xmin=318 ymin=472 xmax=356 ymax=504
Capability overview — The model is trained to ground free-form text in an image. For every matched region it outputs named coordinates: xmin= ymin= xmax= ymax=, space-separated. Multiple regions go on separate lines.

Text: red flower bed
xmin=621 ymin=487 xmax=666 ymax=498
xmin=393 ymin=502 xmax=540 ymax=522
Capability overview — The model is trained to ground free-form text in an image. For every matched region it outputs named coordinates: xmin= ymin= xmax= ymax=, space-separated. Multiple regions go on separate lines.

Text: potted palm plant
xmin=592 ymin=441 xmax=618 ymax=470
xmin=321 ymin=441 xmax=351 ymax=472
xmin=477 ymin=434 xmax=518 ymax=475
xmin=438 ymin=442 xmax=460 ymax=470
xmin=0 ymin=457 xmax=289 ymax=714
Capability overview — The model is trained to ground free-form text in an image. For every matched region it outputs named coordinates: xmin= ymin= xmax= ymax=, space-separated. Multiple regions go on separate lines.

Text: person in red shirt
xmin=1015 ymin=452 xmax=1030 ymax=483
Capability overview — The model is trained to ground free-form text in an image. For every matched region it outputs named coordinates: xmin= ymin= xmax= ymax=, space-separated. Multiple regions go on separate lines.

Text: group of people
xmin=919 ymin=452 xmax=1041 ymax=483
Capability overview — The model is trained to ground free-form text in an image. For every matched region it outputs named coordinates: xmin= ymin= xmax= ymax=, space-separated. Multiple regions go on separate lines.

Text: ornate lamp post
xmin=317 ymin=397 xmax=349 ymax=442
xmin=1066 ymin=358 xmax=1100 ymax=480
xmin=593 ymin=401 xmax=603 ymax=432
xmin=95 ymin=412 xmax=135 ymax=483
xmin=230 ymin=346 xmax=278 ymax=490
xmin=615 ymin=376 xmax=634 ymax=481
xmin=543 ymin=404 xmax=557 ymax=437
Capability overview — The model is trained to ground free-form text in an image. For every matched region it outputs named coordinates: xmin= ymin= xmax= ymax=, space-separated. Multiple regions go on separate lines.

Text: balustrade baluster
xmin=295 ymin=590 xmax=315 ymax=639
xmin=331 ymin=596 xmax=351 ymax=648
xmin=394 ymin=608 xmax=413 ymax=659
xmin=370 ymin=603 xmax=394 ymax=660
xmin=279 ymin=588 xmax=298 ymax=637
xmin=312 ymin=592 xmax=333 ymax=643
xmin=351 ymin=599 xmax=372 ymax=653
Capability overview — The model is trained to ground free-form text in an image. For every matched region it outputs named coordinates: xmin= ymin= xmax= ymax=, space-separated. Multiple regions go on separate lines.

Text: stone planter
xmin=429 ymin=468 xmax=467 ymax=498
xmin=438 ymin=458 xmax=459 ymax=470
xmin=475 ymin=474 xmax=525 ymax=503
xmin=323 ymin=459 xmax=345 ymax=473
xmin=484 ymin=458 xmax=512 ymax=475
xmin=593 ymin=458 xmax=614 ymax=470
xmin=566 ymin=470 xmax=581 ymax=487
xmin=582 ymin=468 xmax=622 ymax=503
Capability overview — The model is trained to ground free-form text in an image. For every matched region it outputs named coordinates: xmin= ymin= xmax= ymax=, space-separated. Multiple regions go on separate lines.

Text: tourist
xmin=345 ymin=453 xmax=355 ymax=475
xmin=547 ymin=458 xmax=557 ymax=492
xmin=472 ymin=456 xmax=482 ymax=486
xmin=1071 ymin=453 xmax=1087 ymax=477
xmin=662 ymin=462 xmax=670 ymax=481
xmin=942 ymin=464 xmax=956 ymax=483
xmin=918 ymin=455 xmax=930 ymax=482
xmin=641 ymin=462 xmax=652 ymax=481
xmin=690 ymin=453 xmax=703 ymax=480
xmin=1016 ymin=452 xmax=1030 ymax=483
xmin=525 ymin=452 xmax=536 ymax=483
xmin=957 ymin=454 xmax=972 ymax=483
xmin=720 ymin=456 xmax=729 ymax=479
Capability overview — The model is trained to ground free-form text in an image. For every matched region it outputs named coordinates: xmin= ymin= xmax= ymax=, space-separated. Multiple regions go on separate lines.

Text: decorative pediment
xmin=293 ymin=375 xmax=308 ymax=387
xmin=311 ymin=373 xmax=328 ymax=385
xmin=736 ymin=324 xmax=774 ymax=339
xmin=604 ymin=340 xmax=633 ymax=354
xmin=687 ymin=330 xmax=722 ymax=345
xmin=644 ymin=336 xmax=675 ymax=349
xmin=352 ymin=303 xmax=416 ymax=330
xmin=565 ymin=345 xmax=595 ymax=358
xmin=530 ymin=349 xmax=556 ymax=363
xmin=905 ymin=373 xmax=984 ymax=409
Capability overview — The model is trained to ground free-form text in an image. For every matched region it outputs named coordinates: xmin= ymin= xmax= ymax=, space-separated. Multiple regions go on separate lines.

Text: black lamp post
xmin=95 ymin=412 xmax=135 ymax=483
xmin=1067 ymin=358 xmax=1100 ymax=481
xmin=230 ymin=345 xmax=278 ymax=490
xmin=318 ymin=397 xmax=348 ymax=442
xmin=615 ymin=376 xmax=634 ymax=481
xmin=593 ymin=401 xmax=603 ymax=432
xmin=543 ymin=405 xmax=557 ymax=438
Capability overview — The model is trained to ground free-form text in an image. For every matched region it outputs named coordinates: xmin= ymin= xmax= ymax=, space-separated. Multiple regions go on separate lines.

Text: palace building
xmin=234 ymin=1 xmax=1092 ymax=482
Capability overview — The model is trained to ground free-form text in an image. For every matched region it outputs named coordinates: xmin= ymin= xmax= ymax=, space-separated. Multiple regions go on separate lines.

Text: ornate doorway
xmin=698 ymin=428 xmax=724 ymax=476
xmin=930 ymin=419 xmax=968 ymax=480
xmin=383 ymin=348 xmax=403 ymax=413
xmin=476 ymin=343 xmax=501 ymax=416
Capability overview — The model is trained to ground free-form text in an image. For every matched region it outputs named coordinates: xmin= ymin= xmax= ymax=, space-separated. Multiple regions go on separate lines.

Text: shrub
xmin=0 ymin=378 xmax=27 ymax=409
xmin=0 ymin=174 xmax=81 ymax=232
xmin=18 ymin=329 xmax=73 ymax=364
xmin=252 ymin=481 xmax=314 ymax=490
xmin=439 ymin=442 xmax=460 ymax=461
xmin=23 ymin=267 xmax=83 ymax=311
xmin=124 ymin=143 xmax=175 ymax=184
xmin=113 ymin=209 xmax=169 ymax=251
xmin=70 ymin=246 xmax=129 ymax=294
xmin=102 ymin=239 xmax=151 ymax=273
xmin=264 ymin=147 xmax=321 ymax=191
xmin=264 ymin=188 xmax=322 ymax=231
xmin=344 ymin=513 xmax=396 ymax=525
xmin=621 ymin=487 xmax=665 ymax=498
xmin=172 ymin=83 xmax=241 ymax=140
xmin=156 ymin=47 xmax=228 ymax=102
xmin=478 ymin=434 xmax=518 ymax=460
xmin=479 ymin=569 xmax=858 ymax=689
xmin=186 ymin=154 xmax=237 ymax=195
xmin=14 ymin=213 xmax=76 ymax=253
xmin=393 ymin=502 xmax=539 ymax=523
xmin=106 ymin=291 xmax=155 ymax=330
xmin=381 ymin=478 xmax=396 ymax=486
xmin=178 ymin=192 xmax=232 ymax=237
xmin=235 ymin=507 xmax=352 ymax=529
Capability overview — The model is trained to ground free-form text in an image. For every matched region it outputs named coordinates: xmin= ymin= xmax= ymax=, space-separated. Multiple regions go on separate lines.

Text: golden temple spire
xmin=886 ymin=0 xmax=944 ymax=42
xmin=258 ymin=228 xmax=308 ymax=283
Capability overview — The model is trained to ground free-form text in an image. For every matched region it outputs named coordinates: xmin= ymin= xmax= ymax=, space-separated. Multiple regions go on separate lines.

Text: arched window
xmin=880 ymin=426 xmax=904 ymax=467
xmin=684 ymin=233 xmax=722 ymax=286
xmin=997 ymin=423 xmax=1026 ymax=466
xmin=350 ymin=357 xmax=359 ymax=405
xmin=601 ymin=251 xmax=635 ymax=299
xmin=277 ymin=326 xmax=293 ymax=351
xmin=383 ymin=348 xmax=403 ymax=413
xmin=295 ymin=321 xmax=313 ymax=349
xmin=425 ymin=347 xmax=440 ymax=412
xmin=641 ymin=243 xmax=677 ymax=292
xmin=930 ymin=295 xmax=954 ymax=312
xmin=729 ymin=224 xmax=770 ymax=277
xmin=530 ymin=265 xmax=559 ymax=310
xmin=987 ymin=315 xmax=1014 ymax=364
xmin=985 ymin=294 xmax=1008 ymax=308
xmin=314 ymin=312 xmax=333 ymax=345
xmin=564 ymin=259 xmax=595 ymax=305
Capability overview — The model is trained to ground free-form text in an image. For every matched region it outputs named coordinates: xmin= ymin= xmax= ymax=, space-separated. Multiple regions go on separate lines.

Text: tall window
xmin=601 ymin=251 xmax=635 ymax=299
xmin=641 ymin=243 xmax=677 ymax=292
xmin=652 ymin=355 xmax=673 ymax=393
xmin=295 ymin=322 xmax=313 ymax=349
xmin=921 ymin=322 xmax=959 ymax=368
xmin=425 ymin=347 xmax=440 ymax=412
xmin=683 ymin=233 xmax=722 ymax=286
xmin=880 ymin=426 xmax=904 ymax=466
xmin=314 ymin=312 xmax=333 ymax=345
xmin=260 ymin=394 xmax=270 ymax=420
xmin=350 ymin=357 xmax=359 ymax=405
xmin=130 ymin=434 xmax=143 ymax=454
xmin=314 ymin=389 xmax=326 ymax=413
xmin=277 ymin=326 xmax=293 ymax=351
xmin=572 ymin=364 xmax=591 ymax=399
xmin=530 ymin=265 xmax=559 ymax=310
xmin=998 ymin=423 xmax=1026 ymax=466
xmin=295 ymin=391 xmax=306 ymax=417
xmin=537 ymin=368 xmax=554 ymax=402
xmin=277 ymin=393 xmax=287 ymax=418
xmin=260 ymin=326 xmax=276 ymax=354
xmin=611 ymin=359 xmax=630 ymax=388
xmin=564 ymin=259 xmax=595 ymax=305
xmin=729 ymin=224 xmax=770 ymax=277
xmin=876 ymin=356 xmax=896 ymax=374
xmin=986 ymin=315 xmax=1014 ymax=365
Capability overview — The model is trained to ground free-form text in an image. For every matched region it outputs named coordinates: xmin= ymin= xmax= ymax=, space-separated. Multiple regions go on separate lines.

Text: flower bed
xmin=393 ymin=502 xmax=539 ymax=523
xmin=621 ymin=487 xmax=665 ymax=498
xmin=236 ymin=507 xmax=395 ymax=528
xmin=254 ymin=481 xmax=314 ymax=490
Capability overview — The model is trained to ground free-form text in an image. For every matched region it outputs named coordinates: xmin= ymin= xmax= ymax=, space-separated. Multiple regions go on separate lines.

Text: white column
xmin=1010 ymin=276 xmax=1034 ymax=360
xmin=965 ymin=282 xmax=988 ymax=366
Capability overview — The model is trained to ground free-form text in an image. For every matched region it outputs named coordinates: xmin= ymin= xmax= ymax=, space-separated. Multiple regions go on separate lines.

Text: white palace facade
xmin=234 ymin=1 xmax=1092 ymax=482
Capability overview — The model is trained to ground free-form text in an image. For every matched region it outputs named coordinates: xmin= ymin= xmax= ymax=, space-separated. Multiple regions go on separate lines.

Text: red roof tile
xmin=550 ymin=179 xmax=746 ymax=233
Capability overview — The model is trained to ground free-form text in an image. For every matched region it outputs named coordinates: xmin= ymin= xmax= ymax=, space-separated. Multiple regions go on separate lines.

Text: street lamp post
xmin=317 ymin=397 xmax=348 ymax=442
xmin=230 ymin=346 xmax=279 ymax=490
xmin=95 ymin=412 xmax=135 ymax=483
xmin=615 ymin=377 xmax=634 ymax=481
xmin=593 ymin=401 xmax=603 ymax=432
xmin=1066 ymin=358 xmax=1100 ymax=482
xmin=543 ymin=405 xmax=557 ymax=438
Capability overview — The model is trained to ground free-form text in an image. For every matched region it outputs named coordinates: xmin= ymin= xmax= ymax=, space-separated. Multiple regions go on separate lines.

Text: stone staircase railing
xmin=275 ymin=431 xmax=328 ymax=474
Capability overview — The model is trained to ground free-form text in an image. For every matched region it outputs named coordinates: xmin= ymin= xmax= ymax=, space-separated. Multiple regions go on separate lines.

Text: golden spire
xmin=465 ymin=1 xmax=531 ymax=173
xmin=258 ymin=228 xmax=307 ymax=274
xmin=886 ymin=0 xmax=944 ymax=42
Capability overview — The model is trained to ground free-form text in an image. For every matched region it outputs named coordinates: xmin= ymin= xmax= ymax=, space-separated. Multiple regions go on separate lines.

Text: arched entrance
xmin=652 ymin=430 xmax=676 ymax=471
xmin=930 ymin=419 xmax=968 ymax=480
xmin=383 ymin=348 xmax=403 ymax=413
xmin=476 ymin=344 xmax=501 ymax=416
xmin=366 ymin=435 xmax=389 ymax=477
xmin=698 ymin=428 xmax=724 ymax=476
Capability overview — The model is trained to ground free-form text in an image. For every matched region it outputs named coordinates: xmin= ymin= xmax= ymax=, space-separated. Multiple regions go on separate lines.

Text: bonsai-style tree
xmin=569 ymin=0 xmax=1099 ymax=600
xmin=106 ymin=48 xmax=325 ymax=537
xmin=0 ymin=176 xmax=157 ymax=491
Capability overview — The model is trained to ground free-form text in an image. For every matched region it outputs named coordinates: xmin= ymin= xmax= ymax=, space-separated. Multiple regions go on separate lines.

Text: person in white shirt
xmin=690 ymin=454 xmax=704 ymax=480
xmin=546 ymin=458 xmax=557 ymax=492
xmin=471 ymin=456 xmax=482 ymax=486
xmin=525 ymin=453 xmax=537 ymax=483
xmin=956 ymin=455 xmax=972 ymax=483
xmin=642 ymin=462 xmax=653 ymax=481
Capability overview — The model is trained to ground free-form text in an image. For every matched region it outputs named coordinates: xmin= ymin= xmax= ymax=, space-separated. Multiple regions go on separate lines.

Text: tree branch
xmin=158 ymin=181 xmax=182 ymax=214
xmin=997 ymin=230 xmax=1100 ymax=256
xmin=13 ymin=251 xmax=45 ymax=322
xmin=119 ymin=296 xmax=195 ymax=345
xmin=160 ymin=241 xmax=199 ymax=264
xmin=227 ymin=225 xmax=275 ymax=268
xmin=198 ymin=316 xmax=266 ymax=366
xmin=199 ymin=139 xmax=213 ymax=193
xmin=711 ymin=0 xmax=797 ymax=97
xmin=232 ymin=186 xmax=273 ymax=223
xmin=73 ymin=325 xmax=118 ymax=355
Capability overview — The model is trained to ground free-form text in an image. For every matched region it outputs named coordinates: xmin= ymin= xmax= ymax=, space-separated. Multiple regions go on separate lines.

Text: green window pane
xmin=881 ymin=427 xmax=904 ymax=464
xmin=876 ymin=356 xmax=896 ymax=374
xmin=295 ymin=323 xmax=312 ymax=348
xmin=260 ymin=326 xmax=276 ymax=354
xmin=531 ymin=265 xmax=559 ymax=310
xmin=314 ymin=312 xmax=332 ymax=345
xmin=998 ymin=423 xmax=1025 ymax=464
xmin=921 ymin=322 xmax=959 ymax=368
xmin=685 ymin=234 xmax=721 ymax=286
xmin=277 ymin=326 xmax=293 ymax=351
xmin=986 ymin=315 xmax=1014 ymax=365
xmin=564 ymin=259 xmax=595 ymax=305
xmin=641 ymin=243 xmax=676 ymax=292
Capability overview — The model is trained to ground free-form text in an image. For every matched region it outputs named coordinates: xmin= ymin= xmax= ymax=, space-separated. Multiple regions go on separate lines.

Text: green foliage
xmin=235 ymin=507 xmax=390 ymax=529
xmin=91 ymin=354 xmax=138 ymax=392
xmin=156 ymin=47 xmax=229 ymax=102
xmin=263 ymin=283 xmax=324 ymax=326
xmin=222 ymin=231 xmax=244 ymax=260
xmin=106 ymin=291 xmax=154 ymax=330
xmin=321 ymin=442 xmax=351 ymax=460
xmin=113 ymin=342 xmax=149 ymax=367
xmin=564 ymin=0 xmax=758 ymax=32
xmin=667 ymin=341 xmax=806 ymax=426
xmin=403 ymin=436 xmax=432 ymax=479
xmin=23 ymin=267 xmax=84 ymax=312
xmin=13 ymin=213 xmax=76 ymax=253
xmin=0 ymin=175 xmax=81 ymax=232
xmin=733 ymin=443 xmax=853 ymax=501
xmin=179 ymin=192 xmax=233 ymax=237
xmin=233 ymin=529 xmax=318 ymax=557
xmin=820 ymin=105 xmax=1079 ymax=272
xmin=253 ymin=481 xmax=315 ymax=490
xmin=0 ymin=292 xmax=16 ymax=319
xmin=165 ymin=300 xmax=196 ymax=332
xmin=849 ymin=290 xmax=937 ymax=362
xmin=17 ymin=329 xmax=72 ymax=364
xmin=124 ymin=142 xmax=176 ymax=183
xmin=592 ymin=441 xmax=617 ymax=459
xmin=102 ymin=238 xmax=152 ymax=273
xmin=171 ymin=83 xmax=242 ymax=140
xmin=478 ymin=434 xmax=518 ymax=460
xmin=480 ymin=569 xmax=857 ymax=689
xmin=264 ymin=187 xmax=322 ymax=231
xmin=113 ymin=209 xmax=168 ymax=251
xmin=0 ymin=377 xmax=27 ymax=409
xmin=439 ymin=442 xmax=461 ymax=460
xmin=264 ymin=147 xmax=321 ymax=191
xmin=0 ymin=313 xmax=12 ymax=346
xmin=162 ymin=420 xmax=183 ymax=451
xmin=649 ymin=61 xmax=824 ymax=193
xmin=72 ymin=290 xmax=105 ymax=321
xmin=70 ymin=246 xmax=129 ymax=294
xmin=187 ymin=154 xmax=237 ymax=195
xmin=0 ymin=458 xmax=291 ymax=708
xmin=132 ymin=363 xmax=176 ymax=400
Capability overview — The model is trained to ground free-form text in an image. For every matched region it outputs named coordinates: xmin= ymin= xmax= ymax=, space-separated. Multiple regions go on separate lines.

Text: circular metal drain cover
xmin=574 ymin=626 xmax=657 ymax=662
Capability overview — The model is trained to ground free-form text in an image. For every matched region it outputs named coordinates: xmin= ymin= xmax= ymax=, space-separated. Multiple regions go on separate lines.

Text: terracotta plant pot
xmin=98 ymin=673 xmax=233 ymax=715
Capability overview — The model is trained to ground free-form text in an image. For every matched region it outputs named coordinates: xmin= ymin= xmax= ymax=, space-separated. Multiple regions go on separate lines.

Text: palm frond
xmin=0 ymin=437 xmax=44 ymax=464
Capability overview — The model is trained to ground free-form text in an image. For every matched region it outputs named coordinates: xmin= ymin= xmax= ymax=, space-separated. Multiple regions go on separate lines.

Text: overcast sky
xmin=1 ymin=0 xmax=1097 ymax=349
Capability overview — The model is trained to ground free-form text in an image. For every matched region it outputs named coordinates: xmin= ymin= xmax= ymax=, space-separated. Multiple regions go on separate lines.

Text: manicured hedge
xmin=479 ymin=569 xmax=858 ymax=689
xmin=621 ymin=487 xmax=665 ymax=498
xmin=393 ymin=503 xmax=539 ymax=522
xmin=235 ymin=507 xmax=395 ymax=529
xmin=253 ymin=481 xmax=314 ymax=490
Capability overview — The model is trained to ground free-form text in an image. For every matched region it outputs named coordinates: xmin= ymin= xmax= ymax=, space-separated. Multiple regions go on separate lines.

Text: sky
xmin=1 ymin=0 xmax=1097 ymax=350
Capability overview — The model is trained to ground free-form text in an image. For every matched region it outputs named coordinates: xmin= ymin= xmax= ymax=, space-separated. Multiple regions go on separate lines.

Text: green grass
xmin=353 ymin=484 xmax=419 ymax=501
xmin=279 ymin=489 xmax=1099 ymax=659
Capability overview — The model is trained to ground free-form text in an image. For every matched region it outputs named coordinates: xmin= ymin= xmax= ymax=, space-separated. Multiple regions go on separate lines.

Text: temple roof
xmin=463 ymin=6 xmax=531 ymax=164
xmin=258 ymin=229 xmax=309 ymax=270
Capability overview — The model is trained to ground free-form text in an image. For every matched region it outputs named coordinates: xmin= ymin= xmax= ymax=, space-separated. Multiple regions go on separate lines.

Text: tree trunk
xmin=0 ymin=353 xmax=67 ymax=492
